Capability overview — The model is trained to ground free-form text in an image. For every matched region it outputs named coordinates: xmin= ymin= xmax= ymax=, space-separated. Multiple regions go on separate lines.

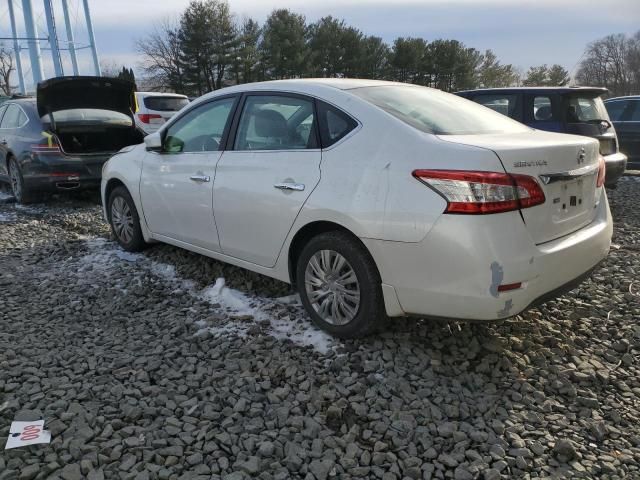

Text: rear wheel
xmin=8 ymin=157 xmax=38 ymax=204
xmin=295 ymin=231 xmax=385 ymax=338
xmin=108 ymin=186 xmax=146 ymax=252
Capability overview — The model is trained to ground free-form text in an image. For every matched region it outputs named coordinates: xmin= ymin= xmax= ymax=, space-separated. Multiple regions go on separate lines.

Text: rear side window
xmin=1 ymin=104 xmax=27 ymax=129
xmin=533 ymin=96 xmax=553 ymax=121
xmin=605 ymin=101 xmax=628 ymax=121
xmin=143 ymin=96 xmax=189 ymax=112
xmin=472 ymin=94 xmax=518 ymax=118
xmin=317 ymin=101 xmax=357 ymax=148
xmin=628 ymin=101 xmax=640 ymax=121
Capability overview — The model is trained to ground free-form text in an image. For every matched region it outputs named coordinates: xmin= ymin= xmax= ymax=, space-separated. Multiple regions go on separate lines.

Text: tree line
xmin=136 ymin=0 xmax=574 ymax=96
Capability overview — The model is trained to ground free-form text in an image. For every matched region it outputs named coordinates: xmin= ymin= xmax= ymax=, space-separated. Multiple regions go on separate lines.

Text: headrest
xmin=254 ymin=109 xmax=288 ymax=138
xmin=535 ymin=105 xmax=552 ymax=121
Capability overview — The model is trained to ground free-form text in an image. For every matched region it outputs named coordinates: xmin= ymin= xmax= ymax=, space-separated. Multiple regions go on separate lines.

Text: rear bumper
xmin=22 ymin=156 xmax=107 ymax=192
xmin=604 ymin=152 xmax=627 ymax=187
xmin=363 ymin=194 xmax=612 ymax=320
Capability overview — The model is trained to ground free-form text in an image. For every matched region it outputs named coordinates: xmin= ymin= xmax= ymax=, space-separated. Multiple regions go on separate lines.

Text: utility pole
xmin=61 ymin=0 xmax=78 ymax=75
xmin=21 ymin=0 xmax=44 ymax=84
xmin=7 ymin=0 xmax=26 ymax=94
xmin=43 ymin=0 xmax=64 ymax=77
xmin=82 ymin=0 xmax=101 ymax=76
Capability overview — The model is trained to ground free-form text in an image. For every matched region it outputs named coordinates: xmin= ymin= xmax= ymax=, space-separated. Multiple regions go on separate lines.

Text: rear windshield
xmin=566 ymin=95 xmax=610 ymax=123
xmin=41 ymin=108 xmax=132 ymax=126
xmin=143 ymin=96 xmax=189 ymax=112
xmin=351 ymin=85 xmax=530 ymax=135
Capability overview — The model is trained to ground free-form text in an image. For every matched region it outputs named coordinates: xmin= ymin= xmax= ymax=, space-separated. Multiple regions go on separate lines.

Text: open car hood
xmin=37 ymin=76 xmax=136 ymax=118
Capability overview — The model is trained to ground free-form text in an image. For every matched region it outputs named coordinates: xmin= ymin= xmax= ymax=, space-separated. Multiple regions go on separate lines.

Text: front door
xmin=213 ymin=93 xmax=322 ymax=267
xmin=140 ymin=96 xmax=237 ymax=252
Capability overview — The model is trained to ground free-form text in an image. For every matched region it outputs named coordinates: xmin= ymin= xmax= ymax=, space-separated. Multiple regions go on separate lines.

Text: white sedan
xmin=101 ymin=79 xmax=612 ymax=338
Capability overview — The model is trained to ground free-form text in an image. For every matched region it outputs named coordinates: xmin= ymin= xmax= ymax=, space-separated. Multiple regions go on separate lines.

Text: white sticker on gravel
xmin=77 ymin=237 xmax=334 ymax=354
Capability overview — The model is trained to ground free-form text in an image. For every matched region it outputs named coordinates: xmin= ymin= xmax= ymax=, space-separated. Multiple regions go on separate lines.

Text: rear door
xmin=440 ymin=131 xmax=602 ymax=244
xmin=213 ymin=93 xmax=322 ymax=267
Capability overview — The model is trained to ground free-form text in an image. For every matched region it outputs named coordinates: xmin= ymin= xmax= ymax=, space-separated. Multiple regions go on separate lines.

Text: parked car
xmin=604 ymin=96 xmax=640 ymax=169
xmin=0 ymin=76 xmax=145 ymax=203
xmin=134 ymin=92 xmax=189 ymax=134
xmin=456 ymin=87 xmax=627 ymax=188
xmin=102 ymin=79 xmax=612 ymax=338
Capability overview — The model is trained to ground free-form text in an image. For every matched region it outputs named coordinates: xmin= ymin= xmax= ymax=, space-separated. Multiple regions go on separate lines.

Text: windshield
xmin=351 ymin=85 xmax=530 ymax=135
xmin=41 ymin=108 xmax=132 ymax=126
xmin=566 ymin=95 xmax=610 ymax=123
xmin=143 ymin=96 xmax=189 ymax=112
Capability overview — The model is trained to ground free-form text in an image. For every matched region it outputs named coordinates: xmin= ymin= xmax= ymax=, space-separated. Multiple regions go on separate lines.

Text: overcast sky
xmin=1 ymin=0 xmax=639 ymax=86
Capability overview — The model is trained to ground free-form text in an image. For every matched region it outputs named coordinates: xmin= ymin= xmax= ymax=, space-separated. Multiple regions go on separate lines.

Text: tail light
xmin=412 ymin=170 xmax=546 ymax=214
xmin=138 ymin=113 xmax=162 ymax=124
xmin=596 ymin=155 xmax=606 ymax=188
xmin=31 ymin=141 xmax=61 ymax=155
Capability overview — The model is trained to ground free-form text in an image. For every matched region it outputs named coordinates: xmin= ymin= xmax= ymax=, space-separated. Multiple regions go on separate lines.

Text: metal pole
xmin=82 ymin=0 xmax=100 ymax=75
xmin=43 ymin=0 xmax=64 ymax=76
xmin=61 ymin=0 xmax=78 ymax=75
xmin=7 ymin=0 xmax=26 ymax=94
xmin=21 ymin=0 xmax=44 ymax=84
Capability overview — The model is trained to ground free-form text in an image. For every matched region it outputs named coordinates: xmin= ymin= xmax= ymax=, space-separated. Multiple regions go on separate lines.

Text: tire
xmin=8 ymin=157 xmax=39 ymax=204
xmin=295 ymin=231 xmax=385 ymax=339
xmin=108 ymin=186 xmax=147 ymax=252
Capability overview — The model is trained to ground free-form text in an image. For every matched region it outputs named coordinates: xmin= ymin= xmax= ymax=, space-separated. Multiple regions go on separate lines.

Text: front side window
xmin=566 ymin=95 xmax=609 ymax=123
xmin=234 ymin=95 xmax=317 ymax=150
xmin=164 ymin=97 xmax=235 ymax=153
xmin=473 ymin=94 xmax=519 ymax=118
xmin=351 ymin=85 xmax=529 ymax=135
xmin=533 ymin=96 xmax=553 ymax=121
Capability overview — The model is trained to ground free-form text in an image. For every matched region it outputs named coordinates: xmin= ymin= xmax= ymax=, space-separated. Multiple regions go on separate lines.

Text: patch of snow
xmin=0 ymin=211 xmax=16 ymax=222
xmin=202 ymin=278 xmax=257 ymax=316
xmin=274 ymin=293 xmax=301 ymax=305
xmin=0 ymin=190 xmax=14 ymax=202
xmin=267 ymin=314 xmax=333 ymax=355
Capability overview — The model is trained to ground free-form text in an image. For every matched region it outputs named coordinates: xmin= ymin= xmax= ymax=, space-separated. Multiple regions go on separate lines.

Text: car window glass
xmin=234 ymin=95 xmax=317 ymax=150
xmin=533 ymin=96 xmax=552 ymax=121
xmin=605 ymin=101 xmax=628 ymax=121
xmin=164 ymin=97 xmax=235 ymax=153
xmin=144 ymin=96 xmax=189 ymax=112
xmin=473 ymin=95 xmax=518 ymax=118
xmin=629 ymin=101 xmax=640 ymax=121
xmin=1 ymin=105 xmax=23 ymax=129
xmin=0 ymin=105 xmax=8 ymax=125
xmin=352 ymin=86 xmax=529 ymax=135
xmin=566 ymin=96 xmax=608 ymax=122
xmin=317 ymin=101 xmax=357 ymax=148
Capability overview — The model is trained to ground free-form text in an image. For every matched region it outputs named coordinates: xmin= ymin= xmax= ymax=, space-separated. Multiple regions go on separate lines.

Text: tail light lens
xmin=138 ymin=113 xmax=162 ymax=124
xmin=596 ymin=155 xmax=606 ymax=188
xmin=31 ymin=141 xmax=61 ymax=155
xmin=412 ymin=170 xmax=546 ymax=214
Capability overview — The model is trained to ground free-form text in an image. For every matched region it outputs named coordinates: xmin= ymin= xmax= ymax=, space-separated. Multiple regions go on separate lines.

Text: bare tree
xmin=0 ymin=46 xmax=15 ymax=96
xmin=576 ymin=32 xmax=640 ymax=96
xmin=136 ymin=18 xmax=185 ymax=92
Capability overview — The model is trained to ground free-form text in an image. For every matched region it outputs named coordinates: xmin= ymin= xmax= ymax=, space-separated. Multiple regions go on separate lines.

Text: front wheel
xmin=295 ymin=231 xmax=385 ymax=338
xmin=108 ymin=186 xmax=146 ymax=252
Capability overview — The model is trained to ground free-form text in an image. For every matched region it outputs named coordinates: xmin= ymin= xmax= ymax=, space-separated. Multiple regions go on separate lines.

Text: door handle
xmin=190 ymin=175 xmax=210 ymax=183
xmin=274 ymin=182 xmax=305 ymax=191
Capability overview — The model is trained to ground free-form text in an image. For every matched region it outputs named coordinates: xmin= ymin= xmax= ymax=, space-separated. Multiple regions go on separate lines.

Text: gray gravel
xmin=1 ymin=178 xmax=640 ymax=479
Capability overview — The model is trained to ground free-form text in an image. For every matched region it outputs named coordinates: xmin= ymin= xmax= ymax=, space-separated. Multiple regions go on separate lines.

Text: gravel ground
xmin=0 ymin=178 xmax=639 ymax=480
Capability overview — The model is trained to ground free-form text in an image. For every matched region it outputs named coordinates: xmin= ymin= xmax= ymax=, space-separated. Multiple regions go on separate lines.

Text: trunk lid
xmin=439 ymin=130 xmax=602 ymax=244
xmin=37 ymin=76 xmax=136 ymax=118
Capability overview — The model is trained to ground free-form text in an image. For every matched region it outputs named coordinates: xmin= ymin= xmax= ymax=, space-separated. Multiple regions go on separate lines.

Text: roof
xmin=605 ymin=95 xmax=640 ymax=102
xmin=136 ymin=92 xmax=188 ymax=98
xmin=456 ymin=86 xmax=608 ymax=95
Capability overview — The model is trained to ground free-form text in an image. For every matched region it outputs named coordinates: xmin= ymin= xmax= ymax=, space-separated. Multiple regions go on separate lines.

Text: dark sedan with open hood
xmin=0 ymin=76 xmax=145 ymax=203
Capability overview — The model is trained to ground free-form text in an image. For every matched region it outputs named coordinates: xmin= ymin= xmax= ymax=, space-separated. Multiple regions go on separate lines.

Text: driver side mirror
xmin=144 ymin=132 xmax=162 ymax=152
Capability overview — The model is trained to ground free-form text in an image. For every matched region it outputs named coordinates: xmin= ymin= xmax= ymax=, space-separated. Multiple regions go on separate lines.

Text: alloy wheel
xmin=304 ymin=249 xmax=361 ymax=325
xmin=111 ymin=196 xmax=135 ymax=244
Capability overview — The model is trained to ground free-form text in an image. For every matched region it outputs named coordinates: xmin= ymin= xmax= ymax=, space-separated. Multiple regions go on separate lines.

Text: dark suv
xmin=456 ymin=87 xmax=627 ymax=187
xmin=604 ymin=96 xmax=640 ymax=169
